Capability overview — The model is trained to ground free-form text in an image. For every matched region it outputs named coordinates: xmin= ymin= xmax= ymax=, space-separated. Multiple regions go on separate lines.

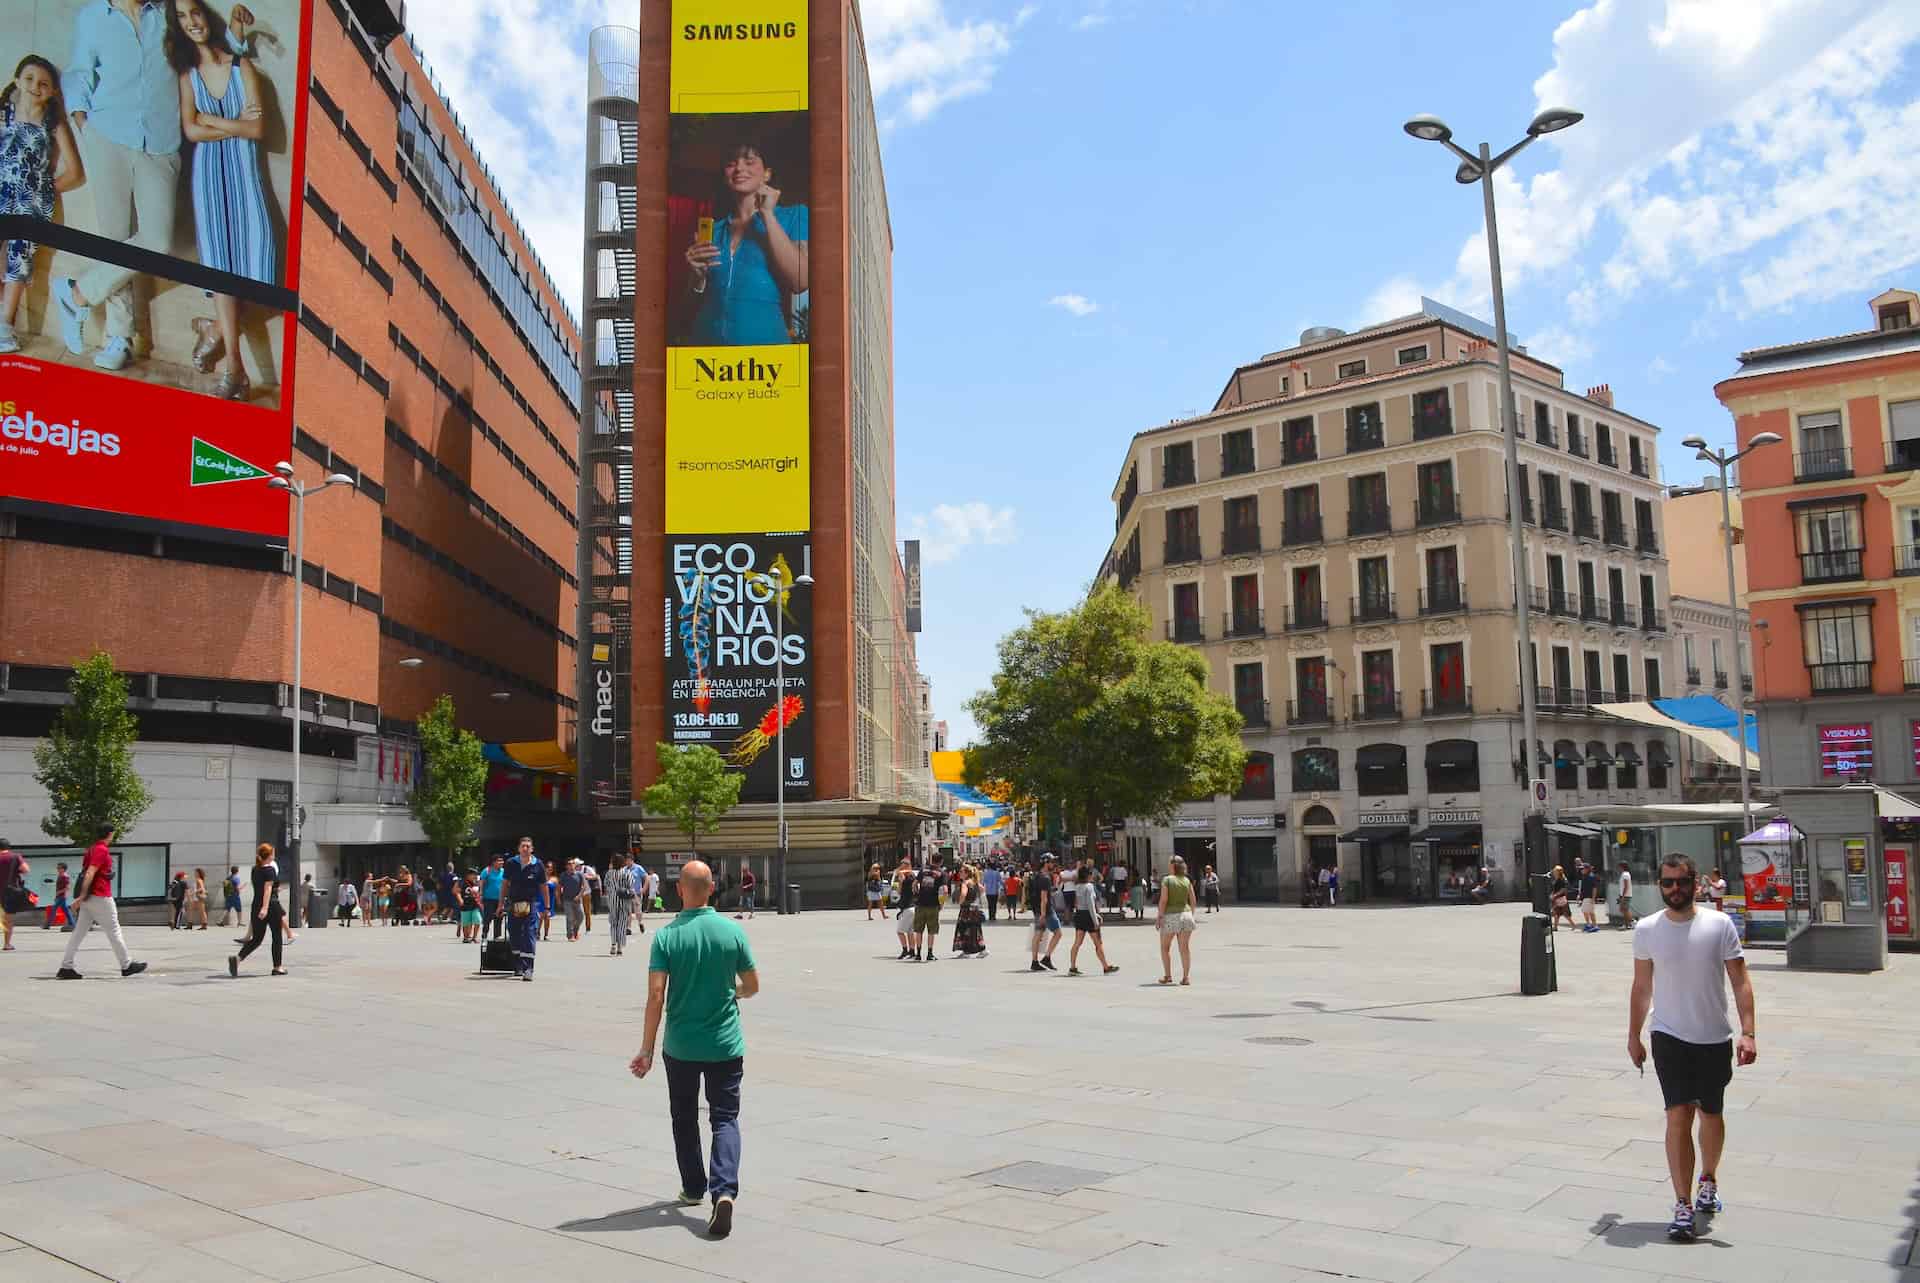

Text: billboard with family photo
xmin=660 ymin=1 xmax=812 ymax=803
xmin=0 ymin=0 xmax=313 ymax=542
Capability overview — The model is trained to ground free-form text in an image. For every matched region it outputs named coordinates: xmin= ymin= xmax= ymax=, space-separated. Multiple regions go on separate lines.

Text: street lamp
xmin=1405 ymin=104 xmax=1583 ymax=875
xmin=775 ymin=572 xmax=813 ymax=913
xmin=1681 ymin=430 xmax=1781 ymax=838
xmin=267 ymin=465 xmax=356 ymax=877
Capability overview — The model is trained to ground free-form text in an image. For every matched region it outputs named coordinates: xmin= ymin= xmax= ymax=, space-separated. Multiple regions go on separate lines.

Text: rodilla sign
xmin=0 ymin=369 xmax=288 ymax=540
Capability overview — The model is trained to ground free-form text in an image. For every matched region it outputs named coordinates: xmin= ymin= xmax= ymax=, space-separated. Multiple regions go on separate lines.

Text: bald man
xmin=630 ymin=859 xmax=758 ymax=1239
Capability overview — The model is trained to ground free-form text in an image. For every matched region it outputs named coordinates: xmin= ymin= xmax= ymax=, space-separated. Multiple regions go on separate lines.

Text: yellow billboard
xmin=669 ymin=1 xmax=809 ymax=113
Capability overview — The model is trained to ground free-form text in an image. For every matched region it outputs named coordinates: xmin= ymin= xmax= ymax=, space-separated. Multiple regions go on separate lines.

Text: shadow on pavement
xmin=558 ymin=1200 xmax=707 ymax=1237
xmin=1588 ymin=1212 xmax=1733 ymax=1251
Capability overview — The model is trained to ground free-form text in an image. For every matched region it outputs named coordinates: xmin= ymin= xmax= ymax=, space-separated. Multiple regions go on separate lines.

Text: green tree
xmin=642 ymin=742 xmax=743 ymax=854
xmin=964 ymin=583 xmax=1245 ymax=852
xmin=410 ymin=694 xmax=488 ymax=865
xmin=32 ymin=651 xmax=154 ymax=844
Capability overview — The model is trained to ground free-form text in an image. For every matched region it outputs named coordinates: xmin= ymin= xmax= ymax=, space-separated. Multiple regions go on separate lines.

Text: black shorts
xmin=1072 ymin=909 xmax=1100 ymax=933
xmin=1650 ymin=1031 xmax=1733 ymax=1114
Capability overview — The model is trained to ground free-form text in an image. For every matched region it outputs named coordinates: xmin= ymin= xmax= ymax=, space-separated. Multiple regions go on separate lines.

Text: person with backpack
xmin=166 ymin=870 xmax=189 ymax=929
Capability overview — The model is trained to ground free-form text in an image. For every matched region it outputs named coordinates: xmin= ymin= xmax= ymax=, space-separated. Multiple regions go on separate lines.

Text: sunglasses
xmin=1658 ymin=876 xmax=1696 ymax=888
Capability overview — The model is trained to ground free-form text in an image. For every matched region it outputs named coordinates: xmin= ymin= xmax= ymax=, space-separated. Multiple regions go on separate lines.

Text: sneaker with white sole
xmin=52 ymin=278 xmax=85 ymax=353
xmin=0 ymin=322 xmax=18 ymax=354
xmin=1666 ymin=1201 xmax=1695 ymax=1242
xmin=1693 ymin=1177 xmax=1720 ymax=1213
xmin=93 ymin=337 xmax=132 ymax=371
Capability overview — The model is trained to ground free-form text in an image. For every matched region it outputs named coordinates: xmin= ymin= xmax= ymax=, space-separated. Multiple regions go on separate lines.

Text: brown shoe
xmin=190 ymin=317 xmax=223 ymax=373
xmin=215 ymin=368 xmax=251 ymax=401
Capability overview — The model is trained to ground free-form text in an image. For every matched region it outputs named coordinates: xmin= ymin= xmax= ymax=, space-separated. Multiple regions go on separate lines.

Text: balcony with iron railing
xmin=1237 ymin=698 xmax=1271 ymax=729
xmin=1224 ymin=608 xmax=1266 ymax=639
xmin=1285 ymin=601 xmax=1328 ymax=631
xmin=1541 ymin=499 xmax=1568 ymax=531
xmin=1686 ymin=665 xmax=1702 ymax=687
xmin=1598 ymin=442 xmax=1618 ymax=468
xmin=1222 ymin=445 xmax=1257 ymax=476
xmin=1534 ymin=423 xmax=1560 ymax=448
xmin=1287 ymin=695 xmax=1332 ymax=726
xmin=1567 ymin=429 xmax=1588 ymax=458
xmin=1419 ymin=580 xmax=1466 ymax=615
xmin=1421 ymin=685 xmax=1472 ymax=716
xmin=1889 ymin=439 xmax=1920 ymax=471
xmin=1537 ymin=685 xmax=1593 ymax=710
xmin=1572 ymin=511 xmax=1598 ymax=539
xmin=1800 ymin=546 xmax=1864 ymax=584
xmin=1351 ymin=592 xmax=1397 ymax=623
xmin=1740 ymin=673 xmax=1753 ymax=693
xmin=1352 ymin=690 xmax=1402 ymax=722
xmin=1643 ymin=606 xmax=1667 ymax=632
xmin=1636 ymin=527 xmax=1660 ymax=555
xmin=1795 ymin=447 xmax=1852 ymax=482
xmin=1416 ymin=491 xmax=1462 ymax=526
xmin=1630 ymin=454 xmax=1650 ymax=478
xmin=1346 ymin=426 xmax=1385 ymax=454
xmin=1713 ymin=670 xmax=1729 ymax=689
xmin=1906 ymin=659 xmax=1920 ymax=690
xmin=1283 ymin=513 xmax=1323 ymax=546
xmin=1164 ymin=535 xmax=1203 ymax=566
xmin=1808 ymin=660 xmax=1872 ymax=694
xmin=1222 ymin=523 xmax=1262 ymax=555
xmin=1898 ymin=544 xmax=1920 ymax=576
xmin=1163 ymin=458 xmax=1197 ymax=488
xmin=1611 ymin=600 xmax=1639 ymax=628
xmin=1579 ymin=594 xmax=1608 ymax=622
xmin=1280 ymin=438 xmax=1316 ymax=466
xmin=1412 ymin=412 xmax=1454 ymax=442
xmin=1546 ymin=588 xmax=1577 ymax=617
xmin=1348 ymin=504 xmax=1392 ymax=537
xmin=1167 ymin=616 xmax=1204 ymax=644
xmin=1603 ymin=519 xmax=1629 ymax=548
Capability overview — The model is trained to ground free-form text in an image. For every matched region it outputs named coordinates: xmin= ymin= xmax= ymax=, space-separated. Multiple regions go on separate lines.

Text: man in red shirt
xmin=57 ymin=824 xmax=146 ymax=980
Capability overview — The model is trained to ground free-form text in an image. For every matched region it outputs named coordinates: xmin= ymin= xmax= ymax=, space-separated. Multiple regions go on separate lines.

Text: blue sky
xmin=404 ymin=0 xmax=1920 ymax=744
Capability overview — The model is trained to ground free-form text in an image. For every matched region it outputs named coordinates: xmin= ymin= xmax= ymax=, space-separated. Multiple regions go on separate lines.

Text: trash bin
xmin=1528 ymin=873 xmax=1552 ymax=916
xmin=1520 ymin=912 xmax=1556 ymax=995
xmin=786 ymin=883 xmax=801 ymax=915
xmin=307 ymin=890 xmax=329 ymax=928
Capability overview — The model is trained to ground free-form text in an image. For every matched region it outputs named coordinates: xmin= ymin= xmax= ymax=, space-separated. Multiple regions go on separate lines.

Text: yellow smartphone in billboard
xmin=696 ymin=216 xmax=715 ymax=246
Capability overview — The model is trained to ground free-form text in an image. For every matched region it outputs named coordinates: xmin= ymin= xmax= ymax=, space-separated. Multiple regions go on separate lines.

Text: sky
xmin=401 ymin=0 xmax=1920 ymax=745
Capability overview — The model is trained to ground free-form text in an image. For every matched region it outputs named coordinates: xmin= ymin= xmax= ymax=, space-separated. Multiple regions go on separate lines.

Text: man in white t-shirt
xmin=1615 ymin=862 xmax=1637 ymax=929
xmin=1627 ymin=854 xmax=1757 ymax=1244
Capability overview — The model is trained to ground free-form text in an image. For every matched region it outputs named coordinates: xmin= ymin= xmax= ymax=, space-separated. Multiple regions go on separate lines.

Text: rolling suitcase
xmin=478 ymin=938 xmax=515 ymax=974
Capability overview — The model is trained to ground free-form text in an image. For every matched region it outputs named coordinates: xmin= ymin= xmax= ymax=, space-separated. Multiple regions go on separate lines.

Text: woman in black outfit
xmin=229 ymin=843 xmax=285 ymax=977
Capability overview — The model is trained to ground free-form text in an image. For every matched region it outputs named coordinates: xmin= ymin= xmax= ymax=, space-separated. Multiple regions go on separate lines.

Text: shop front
xmin=1172 ymin=816 xmax=1216 ymax=896
xmin=1414 ymin=808 xmax=1483 ymax=899
xmin=1340 ymin=810 xmax=1412 ymax=902
xmin=1233 ymin=814 xmax=1279 ymax=902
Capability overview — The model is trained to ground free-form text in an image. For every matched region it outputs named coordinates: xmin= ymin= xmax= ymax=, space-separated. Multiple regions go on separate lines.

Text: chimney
xmin=1585 ymin=383 xmax=1613 ymax=407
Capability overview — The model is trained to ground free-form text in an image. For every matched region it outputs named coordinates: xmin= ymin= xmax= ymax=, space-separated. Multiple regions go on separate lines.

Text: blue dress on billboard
xmin=690 ymin=205 xmax=808 ymax=345
xmin=189 ymin=64 xmax=276 ymax=284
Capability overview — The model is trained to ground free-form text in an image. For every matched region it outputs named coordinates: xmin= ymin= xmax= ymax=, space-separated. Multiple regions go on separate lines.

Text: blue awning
xmin=1651 ymin=695 xmax=1758 ymax=754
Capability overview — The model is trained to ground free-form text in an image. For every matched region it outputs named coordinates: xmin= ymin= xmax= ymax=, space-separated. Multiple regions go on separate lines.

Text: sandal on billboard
xmin=190 ymin=317 xmax=224 ymax=373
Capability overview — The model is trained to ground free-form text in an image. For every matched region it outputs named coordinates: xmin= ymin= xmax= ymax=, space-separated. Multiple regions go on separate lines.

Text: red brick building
xmin=0 ymin=0 xmax=585 ymax=899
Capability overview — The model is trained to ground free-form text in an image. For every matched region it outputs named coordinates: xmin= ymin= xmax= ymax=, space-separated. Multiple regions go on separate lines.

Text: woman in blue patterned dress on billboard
xmin=168 ymin=0 xmax=274 ymax=400
xmin=0 ymin=56 xmax=84 ymax=355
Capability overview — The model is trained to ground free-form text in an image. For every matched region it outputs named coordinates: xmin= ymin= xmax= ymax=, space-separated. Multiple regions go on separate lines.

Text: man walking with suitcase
xmin=498 ymin=838 xmax=545 ymax=981
xmin=630 ymin=859 xmax=757 ymax=1239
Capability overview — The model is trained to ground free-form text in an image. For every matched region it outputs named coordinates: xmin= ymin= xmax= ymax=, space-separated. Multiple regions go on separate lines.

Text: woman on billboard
xmin=682 ymin=140 xmax=807 ymax=345
xmin=168 ymin=0 xmax=275 ymax=401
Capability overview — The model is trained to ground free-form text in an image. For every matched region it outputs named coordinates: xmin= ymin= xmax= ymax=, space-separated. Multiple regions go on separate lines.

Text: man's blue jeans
xmin=664 ymin=1054 xmax=743 ymax=1200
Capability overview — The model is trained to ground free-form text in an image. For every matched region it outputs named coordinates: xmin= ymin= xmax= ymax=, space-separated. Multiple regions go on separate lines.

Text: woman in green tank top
xmin=1157 ymin=855 xmax=1198 ymax=985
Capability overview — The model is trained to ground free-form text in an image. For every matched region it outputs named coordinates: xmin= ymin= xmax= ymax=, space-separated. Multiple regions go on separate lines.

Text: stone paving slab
xmin=0 ymin=904 xmax=1915 ymax=1281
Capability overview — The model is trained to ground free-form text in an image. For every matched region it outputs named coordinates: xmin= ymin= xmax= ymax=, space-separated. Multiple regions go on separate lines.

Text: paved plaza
xmin=2 ymin=903 xmax=1917 ymax=1283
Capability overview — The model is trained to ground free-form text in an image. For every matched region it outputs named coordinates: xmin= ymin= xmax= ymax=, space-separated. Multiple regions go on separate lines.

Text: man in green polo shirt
xmin=630 ymin=858 xmax=758 ymax=1239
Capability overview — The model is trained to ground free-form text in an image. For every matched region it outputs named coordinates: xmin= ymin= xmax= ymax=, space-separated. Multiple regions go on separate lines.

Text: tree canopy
xmin=643 ymin=742 xmax=743 ymax=854
xmin=964 ymin=584 xmax=1245 ymax=847
xmin=32 ymin=651 xmax=153 ymax=845
xmin=410 ymin=695 xmax=488 ymax=863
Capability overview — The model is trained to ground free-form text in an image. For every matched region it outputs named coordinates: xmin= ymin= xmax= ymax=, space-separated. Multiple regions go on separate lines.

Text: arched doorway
xmin=1299 ymin=803 xmax=1340 ymax=905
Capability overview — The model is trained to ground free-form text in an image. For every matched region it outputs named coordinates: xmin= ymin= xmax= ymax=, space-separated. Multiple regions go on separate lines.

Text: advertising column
xmin=660 ymin=3 xmax=811 ymax=803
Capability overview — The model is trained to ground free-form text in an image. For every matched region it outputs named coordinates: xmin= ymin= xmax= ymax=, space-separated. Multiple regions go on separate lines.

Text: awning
xmin=1411 ymin=824 xmax=1481 ymax=845
xmin=1585 ymin=741 xmax=1614 ymax=767
xmin=1554 ymin=739 xmax=1581 ymax=767
xmin=1613 ymin=743 xmax=1643 ymax=765
xmin=1647 ymin=741 xmax=1673 ymax=767
xmin=1537 ymin=740 xmax=1553 ymax=766
xmin=1339 ymin=825 xmax=1409 ymax=842
xmin=1426 ymin=739 xmax=1477 ymax=768
xmin=1547 ymin=821 xmax=1605 ymax=838
xmin=1356 ymin=745 xmax=1406 ymax=769
xmin=1738 ymin=820 xmax=1805 ymax=845
xmin=1876 ymin=785 xmax=1920 ymax=819
xmin=1590 ymin=699 xmax=1759 ymax=771
xmin=483 ymin=740 xmax=577 ymax=774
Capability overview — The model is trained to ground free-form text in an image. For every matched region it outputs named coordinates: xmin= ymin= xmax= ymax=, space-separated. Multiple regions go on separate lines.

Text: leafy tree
xmin=32 ymin=651 xmax=154 ymax=844
xmin=643 ymin=742 xmax=743 ymax=854
xmin=964 ymin=584 xmax=1245 ymax=852
xmin=410 ymin=695 xmax=488 ymax=865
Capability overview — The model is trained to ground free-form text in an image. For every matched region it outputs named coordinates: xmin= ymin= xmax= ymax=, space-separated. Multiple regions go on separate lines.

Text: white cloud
xmin=1074 ymin=7 xmax=1111 ymax=31
xmin=861 ymin=0 xmax=1017 ymax=123
xmin=910 ymin=502 xmax=1019 ymax=561
xmin=1647 ymin=355 xmax=1676 ymax=378
xmin=1049 ymin=293 xmax=1100 ymax=316
xmin=1015 ymin=4 xmax=1040 ymax=28
xmin=1361 ymin=0 xmax=1920 ymax=353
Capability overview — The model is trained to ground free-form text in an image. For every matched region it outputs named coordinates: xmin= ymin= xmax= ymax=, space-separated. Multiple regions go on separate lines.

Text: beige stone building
xmin=1099 ymin=302 xmax=1684 ymax=902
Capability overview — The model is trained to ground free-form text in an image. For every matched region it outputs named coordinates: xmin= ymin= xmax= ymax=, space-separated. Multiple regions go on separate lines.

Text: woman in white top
xmin=1067 ymin=867 xmax=1119 ymax=976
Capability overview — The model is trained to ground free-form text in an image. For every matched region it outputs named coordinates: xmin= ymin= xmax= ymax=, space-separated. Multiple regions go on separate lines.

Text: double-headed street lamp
xmin=1404 ymin=106 xmax=1583 ymax=869
xmin=268 ymin=464 xmax=356 ymax=876
xmin=1682 ymin=431 xmax=1782 ymax=838
xmin=775 ymin=571 xmax=813 ymax=913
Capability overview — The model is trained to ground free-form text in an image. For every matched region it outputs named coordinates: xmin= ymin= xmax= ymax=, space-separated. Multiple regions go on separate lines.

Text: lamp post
xmin=268 ymin=465 xmax=356 ymax=879
xmin=775 ymin=572 xmax=813 ymax=913
xmin=1681 ymin=430 xmax=1782 ymax=839
xmin=1405 ymin=106 xmax=1583 ymax=875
